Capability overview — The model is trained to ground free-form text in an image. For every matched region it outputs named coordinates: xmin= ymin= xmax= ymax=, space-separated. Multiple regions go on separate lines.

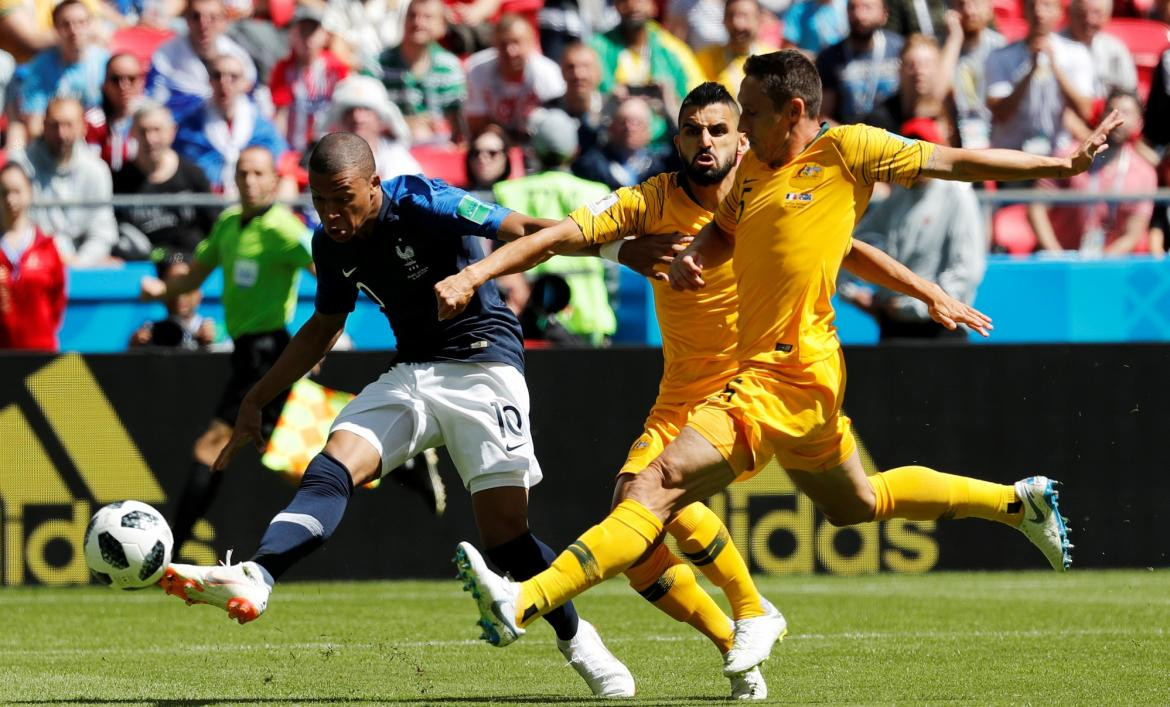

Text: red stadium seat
xmin=992 ymin=204 xmax=1039 ymax=254
xmin=1104 ymin=19 xmax=1170 ymax=100
xmin=409 ymin=145 xmax=526 ymax=188
xmin=109 ymin=26 xmax=175 ymax=67
xmin=993 ymin=0 xmax=1024 ymax=24
xmin=995 ymin=16 xmax=1031 ymax=42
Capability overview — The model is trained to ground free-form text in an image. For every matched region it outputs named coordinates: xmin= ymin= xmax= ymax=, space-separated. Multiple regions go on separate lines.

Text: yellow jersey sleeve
xmin=831 ymin=124 xmax=936 ymax=188
xmin=568 ymin=173 xmax=674 ymax=245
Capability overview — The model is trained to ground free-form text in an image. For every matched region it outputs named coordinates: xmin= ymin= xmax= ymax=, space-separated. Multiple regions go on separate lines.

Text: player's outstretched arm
xmin=435 ymin=218 xmax=587 ymax=320
xmin=213 ymin=311 xmax=348 ymax=470
xmin=843 ymin=240 xmax=993 ymax=336
xmin=667 ymin=221 xmax=733 ymax=290
xmin=921 ymin=110 xmax=1123 ymax=182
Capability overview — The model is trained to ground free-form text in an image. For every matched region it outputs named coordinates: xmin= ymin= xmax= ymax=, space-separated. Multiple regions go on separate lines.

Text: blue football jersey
xmin=313 ymin=175 xmax=525 ymax=372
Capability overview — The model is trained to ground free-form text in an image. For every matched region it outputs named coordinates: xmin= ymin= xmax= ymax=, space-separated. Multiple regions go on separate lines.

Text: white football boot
xmin=729 ymin=666 xmax=768 ymax=700
xmin=454 ymin=541 xmax=525 ymax=647
xmin=724 ymin=598 xmax=788 ymax=676
xmin=1014 ymin=476 xmax=1073 ymax=571
xmin=557 ymin=619 xmax=636 ymax=697
xmin=159 ymin=550 xmax=273 ymax=624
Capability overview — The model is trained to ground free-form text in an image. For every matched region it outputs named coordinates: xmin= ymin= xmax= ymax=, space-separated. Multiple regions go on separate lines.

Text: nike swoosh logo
xmin=505 ymin=442 xmax=528 ymax=452
xmin=1023 ymin=491 xmax=1046 ymax=524
xmin=342 ymin=267 xmax=357 ymax=277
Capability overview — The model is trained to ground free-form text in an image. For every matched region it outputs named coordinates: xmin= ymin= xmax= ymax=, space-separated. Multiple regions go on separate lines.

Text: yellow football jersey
xmin=713 ymin=124 xmax=935 ymax=367
xmin=569 ymin=172 xmax=739 ymax=405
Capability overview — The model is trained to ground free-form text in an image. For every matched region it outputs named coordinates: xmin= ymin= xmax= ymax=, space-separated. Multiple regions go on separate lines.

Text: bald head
xmin=309 ymin=132 xmax=377 ymax=180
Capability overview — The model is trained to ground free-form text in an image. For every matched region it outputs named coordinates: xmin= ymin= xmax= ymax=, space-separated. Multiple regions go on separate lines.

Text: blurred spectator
xmin=696 ymin=0 xmax=781 ymax=95
xmin=148 ymin=0 xmax=258 ymax=124
xmin=113 ymin=101 xmax=216 ymax=257
xmin=321 ymin=0 xmax=410 ymax=71
xmin=1063 ymin=0 xmax=1138 ymax=95
xmin=129 ymin=250 xmax=218 ymax=349
xmin=465 ymin=123 xmax=513 ymax=200
xmin=539 ymin=0 xmax=599 ymax=63
xmin=494 ymin=109 xmax=615 ymax=345
xmin=941 ymin=0 xmax=1004 ymax=149
xmin=1028 ymin=90 xmax=1157 ymax=254
xmin=842 ymin=118 xmax=984 ymax=341
xmin=0 ymin=162 xmax=65 ymax=351
xmin=817 ymin=0 xmax=904 ymax=123
xmin=174 ymin=54 xmax=287 ymax=196
xmin=226 ymin=0 xmax=289 ymax=83
xmin=86 ymin=54 xmax=147 ymax=173
xmin=547 ymin=41 xmax=607 ymax=154
xmin=1145 ymin=49 xmax=1170 ymax=148
xmin=1148 ymin=158 xmax=1169 ymax=257
xmin=328 ymin=75 xmax=423 ymax=180
xmin=466 ymin=14 xmax=566 ymax=138
xmin=666 ymin=0 xmax=729 ymax=50
xmin=378 ymin=0 xmax=465 ymax=146
xmin=9 ymin=97 xmax=119 ymax=267
xmin=107 ymin=0 xmax=177 ymax=68
xmin=574 ymin=96 xmax=673 ymax=189
xmin=985 ymin=0 xmax=1095 ymax=154
xmin=0 ymin=0 xmax=55 ymax=62
xmin=0 ymin=50 xmax=14 ymax=130
xmin=884 ymin=0 xmax=947 ymax=38
xmin=591 ymin=0 xmax=704 ymax=108
xmin=864 ymin=34 xmax=954 ymax=141
xmin=270 ymin=6 xmax=349 ymax=155
xmin=15 ymin=0 xmax=109 ymax=140
xmin=443 ymin=0 xmax=504 ymax=55
xmin=783 ymin=0 xmax=849 ymax=55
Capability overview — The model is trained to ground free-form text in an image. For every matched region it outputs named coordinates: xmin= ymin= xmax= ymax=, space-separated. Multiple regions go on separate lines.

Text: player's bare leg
xmin=787 ymin=451 xmax=1072 ymax=570
xmin=161 ymin=430 xmax=379 ymax=623
xmin=466 ymin=486 xmax=635 ymax=697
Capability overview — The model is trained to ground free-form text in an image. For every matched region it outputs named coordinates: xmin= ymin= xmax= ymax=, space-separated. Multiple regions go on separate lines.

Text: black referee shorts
xmin=214 ymin=329 xmax=292 ymax=437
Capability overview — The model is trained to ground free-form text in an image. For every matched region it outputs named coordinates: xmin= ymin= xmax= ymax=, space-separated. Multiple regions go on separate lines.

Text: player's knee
xmin=193 ymin=426 xmax=230 ymax=465
xmin=321 ymin=435 xmax=381 ymax=487
xmin=620 ymin=463 xmax=673 ymax=516
xmin=820 ymin=496 xmax=876 ymax=527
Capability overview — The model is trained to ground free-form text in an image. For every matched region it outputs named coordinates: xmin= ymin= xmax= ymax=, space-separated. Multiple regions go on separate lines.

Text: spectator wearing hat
xmin=377 ymin=0 xmax=465 ymax=146
xmin=148 ymin=0 xmax=258 ymax=124
xmin=1029 ymin=90 xmax=1158 ymax=255
xmin=86 ymin=53 xmax=148 ymax=173
xmin=466 ymin=14 xmax=566 ymax=139
xmin=574 ymin=96 xmax=674 ymax=190
xmin=864 ymin=34 xmax=955 ymax=142
xmin=327 ymin=74 xmax=423 ymax=180
xmin=839 ymin=117 xmax=985 ymax=341
xmin=14 ymin=0 xmax=109 ymax=142
xmin=270 ymin=6 xmax=349 ymax=155
xmin=129 ymin=250 xmax=219 ymax=350
xmin=696 ymin=0 xmax=780 ymax=96
xmin=493 ymin=109 xmax=616 ymax=346
xmin=0 ymin=162 xmax=66 ymax=352
xmin=173 ymin=54 xmax=289 ymax=196
xmin=114 ymin=101 xmax=217 ymax=258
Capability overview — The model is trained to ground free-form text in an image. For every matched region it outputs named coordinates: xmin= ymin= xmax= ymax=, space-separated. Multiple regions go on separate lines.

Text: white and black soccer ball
xmin=83 ymin=501 xmax=174 ymax=590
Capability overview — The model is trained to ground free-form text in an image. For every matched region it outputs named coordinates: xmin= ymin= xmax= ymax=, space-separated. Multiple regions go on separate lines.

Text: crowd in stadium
xmin=0 ymin=0 xmax=1167 ymax=350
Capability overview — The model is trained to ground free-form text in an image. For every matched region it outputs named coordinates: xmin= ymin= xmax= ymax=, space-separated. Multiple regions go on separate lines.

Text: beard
xmin=619 ymin=16 xmax=648 ymax=33
xmin=685 ymin=151 xmax=735 ymax=185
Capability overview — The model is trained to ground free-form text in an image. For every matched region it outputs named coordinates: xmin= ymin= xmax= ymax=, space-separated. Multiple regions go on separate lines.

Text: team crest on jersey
xmin=456 ymin=194 xmax=493 ymax=225
xmin=395 ymin=244 xmax=416 ymax=261
xmin=795 ymin=164 xmax=823 ymax=180
xmin=587 ymin=193 xmax=619 ymax=216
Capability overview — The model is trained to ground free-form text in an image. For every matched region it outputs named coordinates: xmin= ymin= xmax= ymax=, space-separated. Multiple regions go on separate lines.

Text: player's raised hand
xmin=927 ymin=289 xmax=994 ymax=337
xmin=139 ymin=276 xmax=166 ymax=301
xmin=1069 ymin=109 xmax=1123 ymax=176
xmin=435 ymin=271 xmax=477 ymax=321
xmin=620 ymin=233 xmax=693 ymax=281
xmin=668 ymin=249 xmax=706 ymax=290
xmin=213 ymin=396 xmax=265 ymax=471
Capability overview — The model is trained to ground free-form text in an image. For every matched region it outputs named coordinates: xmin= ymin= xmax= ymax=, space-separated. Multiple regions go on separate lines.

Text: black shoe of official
xmin=391 ymin=449 xmax=447 ymax=518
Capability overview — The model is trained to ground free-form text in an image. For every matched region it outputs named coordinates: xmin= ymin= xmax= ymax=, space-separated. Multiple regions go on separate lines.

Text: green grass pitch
xmin=2 ymin=570 xmax=1166 ymax=705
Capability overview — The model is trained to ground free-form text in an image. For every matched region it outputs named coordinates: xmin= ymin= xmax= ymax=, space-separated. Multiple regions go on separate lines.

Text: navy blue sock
xmin=486 ymin=531 xmax=580 ymax=641
xmin=251 ymin=452 xmax=353 ymax=580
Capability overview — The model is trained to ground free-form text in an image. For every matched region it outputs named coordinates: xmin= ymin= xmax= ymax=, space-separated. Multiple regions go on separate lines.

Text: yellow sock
xmin=668 ymin=502 xmax=765 ymax=620
xmin=516 ymin=499 xmax=663 ymax=627
xmin=870 ymin=466 xmax=1023 ymax=526
xmin=625 ymin=542 xmax=734 ymax=654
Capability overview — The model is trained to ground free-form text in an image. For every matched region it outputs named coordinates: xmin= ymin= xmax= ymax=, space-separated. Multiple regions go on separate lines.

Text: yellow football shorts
xmin=620 ymin=401 xmax=775 ymax=480
xmin=688 ymin=349 xmax=856 ymax=476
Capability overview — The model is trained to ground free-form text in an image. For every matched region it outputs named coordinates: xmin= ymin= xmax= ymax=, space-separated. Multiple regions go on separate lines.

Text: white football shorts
xmin=330 ymin=361 xmax=543 ymax=494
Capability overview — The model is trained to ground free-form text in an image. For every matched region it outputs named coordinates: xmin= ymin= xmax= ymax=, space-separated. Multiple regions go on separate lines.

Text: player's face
xmin=235 ymin=148 xmax=278 ymax=209
xmin=675 ymin=102 xmax=742 ymax=186
xmin=309 ymin=170 xmax=381 ymax=243
xmin=737 ymin=76 xmax=789 ymax=163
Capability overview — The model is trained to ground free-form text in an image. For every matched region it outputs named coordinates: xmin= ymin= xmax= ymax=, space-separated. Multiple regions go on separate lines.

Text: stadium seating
xmin=409 ymin=145 xmax=526 ymax=188
xmin=1104 ymin=18 xmax=1170 ymax=99
xmin=992 ymin=203 xmax=1040 ymax=254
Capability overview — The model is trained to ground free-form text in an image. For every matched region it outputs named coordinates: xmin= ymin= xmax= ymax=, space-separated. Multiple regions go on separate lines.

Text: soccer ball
xmin=83 ymin=501 xmax=174 ymax=589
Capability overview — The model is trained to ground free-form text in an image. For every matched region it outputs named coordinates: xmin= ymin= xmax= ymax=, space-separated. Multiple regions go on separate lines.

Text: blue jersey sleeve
xmin=311 ymin=229 xmax=358 ymax=315
xmin=388 ymin=175 xmax=513 ymax=239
